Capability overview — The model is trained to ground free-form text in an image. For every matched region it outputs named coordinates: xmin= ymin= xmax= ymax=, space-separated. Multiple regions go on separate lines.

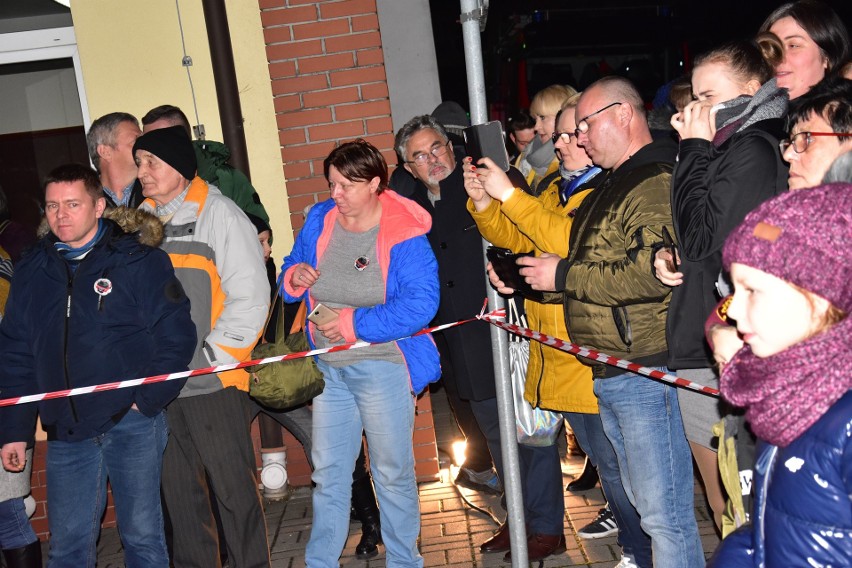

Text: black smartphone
xmin=463 ymin=121 xmax=511 ymax=172
xmin=662 ymin=226 xmax=679 ymax=272
xmin=486 ymin=246 xmax=543 ymax=301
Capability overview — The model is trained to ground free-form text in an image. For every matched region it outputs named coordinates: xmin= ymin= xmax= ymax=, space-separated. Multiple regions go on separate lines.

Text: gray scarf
xmin=526 ymin=137 xmax=557 ymax=174
xmin=713 ymin=79 xmax=788 ymax=140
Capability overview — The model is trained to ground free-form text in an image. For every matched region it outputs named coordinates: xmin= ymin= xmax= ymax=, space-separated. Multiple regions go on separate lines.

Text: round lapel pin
xmin=94 ymin=278 xmax=113 ymax=297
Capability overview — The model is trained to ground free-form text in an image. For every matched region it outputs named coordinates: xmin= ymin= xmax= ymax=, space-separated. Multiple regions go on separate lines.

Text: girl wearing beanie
xmin=707 ymin=183 xmax=852 ymax=567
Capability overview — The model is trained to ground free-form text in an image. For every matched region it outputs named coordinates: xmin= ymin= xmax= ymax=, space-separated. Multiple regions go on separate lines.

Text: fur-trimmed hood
xmin=37 ymin=206 xmax=164 ymax=248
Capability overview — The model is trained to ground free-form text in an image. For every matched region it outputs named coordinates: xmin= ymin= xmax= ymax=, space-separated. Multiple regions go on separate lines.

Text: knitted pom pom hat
xmin=723 ymin=182 xmax=852 ymax=313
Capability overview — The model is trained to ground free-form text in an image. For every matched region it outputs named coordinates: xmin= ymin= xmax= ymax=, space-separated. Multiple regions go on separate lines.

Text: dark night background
xmin=429 ymin=0 xmax=852 ymax=118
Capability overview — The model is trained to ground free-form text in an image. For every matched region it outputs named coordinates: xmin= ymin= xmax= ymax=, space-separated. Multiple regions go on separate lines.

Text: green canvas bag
xmin=249 ymin=299 xmax=324 ymax=409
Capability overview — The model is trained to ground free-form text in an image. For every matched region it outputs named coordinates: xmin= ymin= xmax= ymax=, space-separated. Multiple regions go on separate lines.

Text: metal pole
xmin=459 ymin=1 xmax=527 ymax=566
xmin=201 ymin=0 xmax=252 ymax=179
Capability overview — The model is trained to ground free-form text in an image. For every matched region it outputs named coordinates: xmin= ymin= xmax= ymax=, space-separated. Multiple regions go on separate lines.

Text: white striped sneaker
xmin=615 ymin=555 xmax=638 ymax=567
xmin=577 ymin=507 xmax=619 ymax=539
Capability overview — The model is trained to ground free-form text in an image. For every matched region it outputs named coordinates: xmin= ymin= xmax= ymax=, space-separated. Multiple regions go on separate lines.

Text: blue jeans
xmin=46 ymin=410 xmax=169 ymax=568
xmin=0 ymin=497 xmax=37 ymax=550
xmin=593 ymin=371 xmax=704 ymax=568
xmin=306 ymin=359 xmax=422 ymax=568
xmin=563 ymin=411 xmax=652 ymax=568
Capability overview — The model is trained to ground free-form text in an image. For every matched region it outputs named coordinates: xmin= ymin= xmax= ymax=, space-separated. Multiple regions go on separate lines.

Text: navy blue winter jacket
xmin=708 ymin=391 xmax=852 ymax=567
xmin=0 ymin=219 xmax=196 ymax=443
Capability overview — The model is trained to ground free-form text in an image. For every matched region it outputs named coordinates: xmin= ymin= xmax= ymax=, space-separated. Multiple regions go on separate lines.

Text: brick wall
xmin=259 ymin=0 xmax=396 ymax=235
xmin=258 ymin=0 xmax=440 ymax=483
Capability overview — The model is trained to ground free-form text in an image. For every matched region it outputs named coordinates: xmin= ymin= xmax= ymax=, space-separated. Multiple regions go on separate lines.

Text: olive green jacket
xmin=551 ymin=138 xmax=677 ymax=376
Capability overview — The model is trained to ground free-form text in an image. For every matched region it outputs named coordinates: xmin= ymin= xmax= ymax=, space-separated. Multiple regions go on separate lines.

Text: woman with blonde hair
xmin=654 ymin=37 xmax=789 ymax=534
xmin=517 ymin=85 xmax=577 ymax=195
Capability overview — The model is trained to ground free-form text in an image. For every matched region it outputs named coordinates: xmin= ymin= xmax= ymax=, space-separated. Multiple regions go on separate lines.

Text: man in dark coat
xmin=395 ymin=115 xmax=501 ymax=496
xmin=0 ymin=163 xmax=196 ymax=566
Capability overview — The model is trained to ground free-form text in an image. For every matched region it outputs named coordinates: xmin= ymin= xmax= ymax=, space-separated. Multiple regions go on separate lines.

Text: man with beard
xmin=395 ymin=115 xmax=502 ymax=498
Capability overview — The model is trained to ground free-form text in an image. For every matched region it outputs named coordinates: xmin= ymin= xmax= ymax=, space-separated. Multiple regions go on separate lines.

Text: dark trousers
xmin=471 ymin=397 xmax=564 ymax=535
xmin=162 ymin=387 xmax=270 ymax=568
xmin=436 ymin=333 xmax=495 ymax=472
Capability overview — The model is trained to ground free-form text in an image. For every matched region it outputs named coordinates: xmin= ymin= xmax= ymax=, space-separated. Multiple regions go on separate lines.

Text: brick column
xmin=258 ymin=0 xmax=440 ymax=483
xmin=260 ymin=0 xmax=397 ymax=234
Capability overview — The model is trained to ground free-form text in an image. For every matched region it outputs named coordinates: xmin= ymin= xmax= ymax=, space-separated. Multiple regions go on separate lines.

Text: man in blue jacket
xmin=0 ymin=163 xmax=196 ymax=567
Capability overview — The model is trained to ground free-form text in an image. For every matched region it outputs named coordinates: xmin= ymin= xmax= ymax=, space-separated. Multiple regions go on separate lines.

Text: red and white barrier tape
xmin=478 ymin=311 xmax=720 ymax=397
xmin=0 ymin=314 xmax=483 ymax=408
xmin=0 ymin=301 xmax=717 ymax=407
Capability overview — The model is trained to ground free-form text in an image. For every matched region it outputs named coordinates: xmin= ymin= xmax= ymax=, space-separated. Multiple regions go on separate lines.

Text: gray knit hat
xmin=723 ymin=183 xmax=852 ymax=312
xmin=431 ymin=101 xmax=469 ymax=138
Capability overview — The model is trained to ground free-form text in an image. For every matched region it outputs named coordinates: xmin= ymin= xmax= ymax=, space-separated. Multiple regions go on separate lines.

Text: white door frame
xmin=0 ymin=26 xmax=91 ymax=129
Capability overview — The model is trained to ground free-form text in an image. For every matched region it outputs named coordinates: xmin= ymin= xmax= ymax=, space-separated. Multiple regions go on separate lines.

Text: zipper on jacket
xmin=755 ymin=445 xmax=777 ymax=567
xmin=96 ymin=269 xmax=110 ymax=312
xmin=64 ymin=275 xmax=79 ymax=423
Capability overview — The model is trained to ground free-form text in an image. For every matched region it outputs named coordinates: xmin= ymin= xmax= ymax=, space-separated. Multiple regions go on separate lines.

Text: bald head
xmin=575 ymin=77 xmax=651 ymax=170
xmin=594 ymin=76 xmax=646 ymax=121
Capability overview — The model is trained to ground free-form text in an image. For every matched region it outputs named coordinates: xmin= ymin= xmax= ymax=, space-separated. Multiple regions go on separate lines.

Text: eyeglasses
xmin=551 ymin=131 xmax=576 ymax=145
xmin=406 ymin=141 xmax=451 ymax=166
xmin=574 ymin=102 xmax=623 ymax=138
xmin=779 ymin=131 xmax=852 ymax=154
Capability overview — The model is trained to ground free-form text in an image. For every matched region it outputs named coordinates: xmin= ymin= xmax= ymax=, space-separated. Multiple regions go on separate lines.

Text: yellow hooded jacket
xmin=468 ymin=177 xmax=597 ymax=413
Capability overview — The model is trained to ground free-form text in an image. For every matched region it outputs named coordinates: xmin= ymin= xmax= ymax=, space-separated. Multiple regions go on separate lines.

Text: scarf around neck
xmin=721 ymin=316 xmax=852 ymax=447
xmin=54 ymin=218 xmax=108 ymax=269
xmin=557 ymin=165 xmax=601 ymax=205
xmin=712 ymin=79 xmax=788 ymax=148
xmin=526 ymin=137 xmax=556 ymax=173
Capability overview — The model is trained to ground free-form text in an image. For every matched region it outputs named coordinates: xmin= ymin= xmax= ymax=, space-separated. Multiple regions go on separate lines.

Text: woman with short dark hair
xmin=282 ymin=140 xmax=440 ymax=567
xmin=760 ymin=0 xmax=850 ymax=99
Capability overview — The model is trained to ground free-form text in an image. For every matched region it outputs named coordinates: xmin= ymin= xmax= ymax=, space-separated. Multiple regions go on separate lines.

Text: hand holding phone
xmin=307 ymin=303 xmax=338 ymax=326
xmin=485 ymin=246 xmax=544 ymax=301
xmin=464 ymin=122 xmax=511 ymax=172
xmin=662 ymin=226 xmax=680 ymax=273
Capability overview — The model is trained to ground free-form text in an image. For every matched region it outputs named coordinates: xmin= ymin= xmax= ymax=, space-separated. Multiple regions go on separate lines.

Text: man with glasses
xmin=518 ymin=76 xmax=704 ymax=568
xmin=781 ymin=76 xmax=852 ymax=190
xmin=394 ymin=115 xmax=504 ymax=502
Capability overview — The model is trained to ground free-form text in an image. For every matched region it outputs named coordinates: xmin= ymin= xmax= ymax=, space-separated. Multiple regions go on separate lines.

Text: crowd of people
xmin=0 ymin=1 xmax=850 ymax=567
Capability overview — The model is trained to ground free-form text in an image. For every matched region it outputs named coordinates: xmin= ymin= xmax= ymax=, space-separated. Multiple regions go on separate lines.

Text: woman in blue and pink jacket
xmin=282 ymin=140 xmax=439 ymax=568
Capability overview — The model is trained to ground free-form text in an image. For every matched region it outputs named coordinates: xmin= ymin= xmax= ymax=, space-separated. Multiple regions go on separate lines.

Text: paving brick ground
xmin=93 ymin=387 xmax=721 ymax=567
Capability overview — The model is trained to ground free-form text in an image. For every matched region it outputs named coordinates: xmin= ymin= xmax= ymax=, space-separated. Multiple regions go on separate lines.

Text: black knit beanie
xmin=133 ymin=125 xmax=197 ymax=180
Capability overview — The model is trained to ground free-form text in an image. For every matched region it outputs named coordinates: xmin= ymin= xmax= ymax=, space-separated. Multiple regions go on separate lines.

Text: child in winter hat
xmin=708 ymin=182 xmax=852 ymax=567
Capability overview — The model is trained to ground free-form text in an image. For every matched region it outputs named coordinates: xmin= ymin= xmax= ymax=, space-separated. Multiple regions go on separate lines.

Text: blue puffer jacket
xmin=708 ymin=391 xmax=852 ymax=567
xmin=0 ymin=219 xmax=197 ymax=444
xmin=281 ymin=191 xmax=440 ymax=394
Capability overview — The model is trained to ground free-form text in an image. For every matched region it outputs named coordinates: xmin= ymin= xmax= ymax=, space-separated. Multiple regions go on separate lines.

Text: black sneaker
xmin=576 ymin=507 xmax=619 ymax=539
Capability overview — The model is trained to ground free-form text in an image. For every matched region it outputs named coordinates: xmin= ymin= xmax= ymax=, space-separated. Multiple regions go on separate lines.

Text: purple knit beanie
xmin=723 ymin=182 xmax=852 ymax=313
